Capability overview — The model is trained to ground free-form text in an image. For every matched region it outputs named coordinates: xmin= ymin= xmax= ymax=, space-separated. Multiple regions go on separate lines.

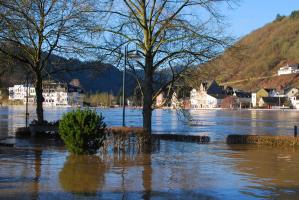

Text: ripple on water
xmin=1 ymin=108 xmax=299 ymax=199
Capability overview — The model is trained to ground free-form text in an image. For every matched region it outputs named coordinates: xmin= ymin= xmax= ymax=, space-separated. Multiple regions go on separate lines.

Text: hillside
xmin=195 ymin=11 xmax=299 ymax=91
xmin=0 ymin=56 xmax=137 ymax=96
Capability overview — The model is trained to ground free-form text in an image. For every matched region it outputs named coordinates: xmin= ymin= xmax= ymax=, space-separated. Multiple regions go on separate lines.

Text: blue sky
xmin=223 ymin=0 xmax=299 ymax=38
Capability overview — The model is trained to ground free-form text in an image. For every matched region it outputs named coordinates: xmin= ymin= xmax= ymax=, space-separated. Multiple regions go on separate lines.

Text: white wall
xmin=190 ymin=89 xmax=220 ymax=108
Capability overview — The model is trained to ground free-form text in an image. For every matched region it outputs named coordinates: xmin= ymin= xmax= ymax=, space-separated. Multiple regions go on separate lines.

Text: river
xmin=0 ymin=106 xmax=299 ymax=199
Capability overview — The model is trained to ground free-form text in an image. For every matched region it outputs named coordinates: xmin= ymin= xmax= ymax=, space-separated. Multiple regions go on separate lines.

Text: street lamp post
xmin=122 ymin=45 xmax=142 ymax=127
xmin=122 ymin=45 xmax=128 ymax=127
xmin=25 ymin=73 xmax=29 ymax=128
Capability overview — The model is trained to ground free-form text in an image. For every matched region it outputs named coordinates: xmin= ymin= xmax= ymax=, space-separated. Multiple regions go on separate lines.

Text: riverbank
xmin=2 ymin=103 xmax=299 ymax=112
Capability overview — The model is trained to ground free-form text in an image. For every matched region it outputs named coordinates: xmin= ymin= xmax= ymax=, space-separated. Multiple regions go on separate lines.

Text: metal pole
xmin=25 ymin=74 xmax=29 ymax=128
xmin=279 ymin=96 xmax=281 ymax=108
xmin=122 ymin=45 xmax=127 ymax=127
xmin=294 ymin=125 xmax=297 ymax=137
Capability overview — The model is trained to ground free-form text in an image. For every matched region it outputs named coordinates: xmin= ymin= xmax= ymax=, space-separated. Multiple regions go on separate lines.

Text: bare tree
xmin=0 ymin=0 xmax=101 ymax=123
xmin=100 ymin=0 xmax=236 ymax=133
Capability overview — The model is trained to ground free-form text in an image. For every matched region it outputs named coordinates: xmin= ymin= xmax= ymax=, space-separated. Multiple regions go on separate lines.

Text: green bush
xmin=59 ymin=109 xmax=107 ymax=154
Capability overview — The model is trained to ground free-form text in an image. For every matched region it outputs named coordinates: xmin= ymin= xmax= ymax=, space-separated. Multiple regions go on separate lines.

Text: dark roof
xmin=234 ymin=91 xmax=251 ymax=98
xmin=210 ymin=94 xmax=227 ymax=99
xmin=261 ymin=97 xmax=288 ymax=106
xmin=202 ymin=80 xmax=224 ymax=95
xmin=264 ymin=88 xmax=276 ymax=93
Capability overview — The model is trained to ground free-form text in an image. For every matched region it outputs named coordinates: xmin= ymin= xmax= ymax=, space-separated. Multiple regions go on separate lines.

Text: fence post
xmin=294 ymin=126 xmax=298 ymax=137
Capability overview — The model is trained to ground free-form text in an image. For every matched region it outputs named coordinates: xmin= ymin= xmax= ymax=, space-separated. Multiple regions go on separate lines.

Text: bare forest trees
xmin=100 ymin=0 xmax=236 ymax=133
xmin=0 ymin=0 xmax=101 ymax=123
xmin=0 ymin=0 xmax=236 ymax=131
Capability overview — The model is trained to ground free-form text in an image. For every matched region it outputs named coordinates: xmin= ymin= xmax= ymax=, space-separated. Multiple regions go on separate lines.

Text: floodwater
xmin=1 ymin=106 xmax=299 ymax=199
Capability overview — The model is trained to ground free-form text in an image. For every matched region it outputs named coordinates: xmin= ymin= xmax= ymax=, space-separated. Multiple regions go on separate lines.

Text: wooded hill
xmin=193 ymin=10 xmax=299 ymax=91
xmin=0 ymin=56 xmax=136 ymax=96
xmin=0 ymin=54 xmax=171 ymax=97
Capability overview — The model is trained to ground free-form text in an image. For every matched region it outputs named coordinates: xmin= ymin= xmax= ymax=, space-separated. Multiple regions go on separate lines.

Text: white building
xmin=285 ymin=88 xmax=299 ymax=109
xmin=251 ymin=93 xmax=257 ymax=108
xmin=190 ymin=81 xmax=225 ymax=109
xmin=190 ymin=89 xmax=224 ymax=108
xmin=8 ymin=82 xmax=84 ymax=107
xmin=9 ymin=84 xmax=36 ymax=103
xmin=278 ymin=63 xmax=299 ymax=75
xmin=290 ymin=96 xmax=299 ymax=109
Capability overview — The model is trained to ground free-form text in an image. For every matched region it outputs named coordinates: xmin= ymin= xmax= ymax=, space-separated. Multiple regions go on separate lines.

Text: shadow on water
xmin=32 ymin=149 xmax=42 ymax=200
xmin=0 ymin=148 xmax=42 ymax=199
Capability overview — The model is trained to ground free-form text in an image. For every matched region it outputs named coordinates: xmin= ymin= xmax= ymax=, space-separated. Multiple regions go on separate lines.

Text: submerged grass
xmin=108 ymin=126 xmax=210 ymax=143
xmin=227 ymin=135 xmax=299 ymax=147
xmin=104 ymin=127 xmax=154 ymax=154
xmin=105 ymin=126 xmax=210 ymax=154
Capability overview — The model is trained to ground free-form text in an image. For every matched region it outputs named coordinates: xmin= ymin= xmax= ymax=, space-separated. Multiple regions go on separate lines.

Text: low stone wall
xmin=227 ymin=134 xmax=299 ymax=147
xmin=152 ymin=134 xmax=210 ymax=144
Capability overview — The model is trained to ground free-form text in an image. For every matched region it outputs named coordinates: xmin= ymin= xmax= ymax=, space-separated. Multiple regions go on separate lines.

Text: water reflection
xmin=32 ymin=149 xmax=42 ymax=200
xmin=0 ymin=148 xmax=44 ymax=200
xmin=225 ymin=145 xmax=299 ymax=199
xmin=59 ymin=155 xmax=106 ymax=196
xmin=0 ymin=107 xmax=8 ymax=138
xmin=2 ymin=142 xmax=299 ymax=199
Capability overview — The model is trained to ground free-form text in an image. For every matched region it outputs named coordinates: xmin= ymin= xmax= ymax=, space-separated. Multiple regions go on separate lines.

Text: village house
xmin=155 ymin=93 xmax=164 ymax=108
xmin=9 ymin=81 xmax=84 ymax=107
xmin=181 ymin=97 xmax=191 ymax=109
xmin=0 ymin=89 xmax=3 ymax=103
xmin=258 ymin=97 xmax=289 ymax=109
xmin=190 ymin=80 xmax=226 ymax=109
xmin=284 ymin=88 xmax=299 ymax=109
xmin=220 ymin=88 xmax=251 ymax=108
xmin=251 ymin=88 xmax=280 ymax=107
xmin=9 ymin=84 xmax=36 ymax=104
xmin=171 ymin=92 xmax=179 ymax=109
xmin=251 ymin=86 xmax=299 ymax=109
xmin=284 ymin=87 xmax=299 ymax=98
xmin=290 ymin=95 xmax=299 ymax=109
xmin=277 ymin=63 xmax=299 ymax=76
xmin=233 ymin=90 xmax=251 ymax=106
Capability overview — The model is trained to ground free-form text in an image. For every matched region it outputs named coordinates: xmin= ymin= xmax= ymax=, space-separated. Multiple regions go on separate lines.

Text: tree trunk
xmin=35 ymin=71 xmax=44 ymax=124
xmin=143 ymin=55 xmax=153 ymax=134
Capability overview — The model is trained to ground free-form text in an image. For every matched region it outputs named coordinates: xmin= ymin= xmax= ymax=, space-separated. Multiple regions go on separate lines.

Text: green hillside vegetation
xmin=193 ymin=10 xmax=299 ymax=91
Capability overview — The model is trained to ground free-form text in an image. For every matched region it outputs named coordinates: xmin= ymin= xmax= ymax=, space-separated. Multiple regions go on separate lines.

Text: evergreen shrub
xmin=59 ymin=109 xmax=106 ymax=154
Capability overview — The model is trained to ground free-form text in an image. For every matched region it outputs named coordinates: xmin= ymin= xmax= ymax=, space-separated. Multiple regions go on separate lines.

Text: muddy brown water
xmin=1 ymin=106 xmax=299 ymax=199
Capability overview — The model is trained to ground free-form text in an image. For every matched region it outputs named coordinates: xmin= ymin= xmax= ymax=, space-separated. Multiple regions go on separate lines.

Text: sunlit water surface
xmin=1 ymin=106 xmax=299 ymax=199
